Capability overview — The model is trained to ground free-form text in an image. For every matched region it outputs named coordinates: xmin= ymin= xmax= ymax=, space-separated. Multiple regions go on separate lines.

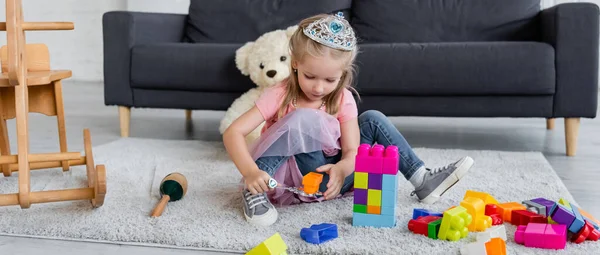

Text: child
xmin=223 ymin=13 xmax=474 ymax=227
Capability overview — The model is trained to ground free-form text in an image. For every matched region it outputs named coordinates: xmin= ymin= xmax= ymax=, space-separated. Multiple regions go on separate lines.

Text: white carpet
xmin=0 ymin=138 xmax=598 ymax=254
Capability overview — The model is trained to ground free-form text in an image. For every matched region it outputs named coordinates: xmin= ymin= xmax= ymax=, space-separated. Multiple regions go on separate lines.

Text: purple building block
xmin=354 ymin=188 xmax=367 ymax=205
xmin=531 ymin=198 xmax=557 ymax=216
xmin=368 ymin=173 xmax=382 ymax=190
xmin=551 ymin=204 xmax=576 ymax=227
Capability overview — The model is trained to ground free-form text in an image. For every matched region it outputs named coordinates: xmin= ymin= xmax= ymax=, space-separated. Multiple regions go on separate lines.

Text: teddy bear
xmin=219 ymin=25 xmax=298 ymax=144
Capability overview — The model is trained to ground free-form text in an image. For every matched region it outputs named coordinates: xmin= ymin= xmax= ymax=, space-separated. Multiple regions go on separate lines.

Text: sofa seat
xmin=130 ymin=43 xmax=255 ymax=93
xmin=355 ymin=42 xmax=556 ymax=96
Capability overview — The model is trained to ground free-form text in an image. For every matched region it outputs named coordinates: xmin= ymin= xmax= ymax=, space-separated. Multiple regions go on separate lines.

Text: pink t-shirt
xmin=255 ymin=80 xmax=358 ymax=133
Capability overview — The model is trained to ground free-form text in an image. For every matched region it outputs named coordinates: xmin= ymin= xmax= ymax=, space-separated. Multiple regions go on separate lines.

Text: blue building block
xmin=381 ymin=206 xmax=396 ymax=216
xmin=300 ymin=223 xmax=338 ymax=244
xmin=381 ymin=174 xmax=398 ymax=191
xmin=381 ymin=189 xmax=397 ymax=207
xmin=568 ymin=204 xmax=586 ymax=234
xmin=412 ymin=208 xmax=443 ymax=220
xmin=353 ymin=212 xmax=396 ymax=228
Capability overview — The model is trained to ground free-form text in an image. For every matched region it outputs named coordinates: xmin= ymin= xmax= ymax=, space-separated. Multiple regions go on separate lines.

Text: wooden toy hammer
xmin=150 ymin=172 xmax=188 ymax=217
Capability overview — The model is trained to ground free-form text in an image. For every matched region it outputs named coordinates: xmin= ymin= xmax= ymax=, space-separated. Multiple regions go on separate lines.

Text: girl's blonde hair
xmin=277 ymin=14 xmax=360 ymax=119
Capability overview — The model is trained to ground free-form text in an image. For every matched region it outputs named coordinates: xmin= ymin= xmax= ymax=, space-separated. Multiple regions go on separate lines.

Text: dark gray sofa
xmin=102 ymin=0 xmax=599 ymax=156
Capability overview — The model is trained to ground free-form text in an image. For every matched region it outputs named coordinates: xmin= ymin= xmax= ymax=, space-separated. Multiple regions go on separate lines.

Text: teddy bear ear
xmin=235 ymin=42 xmax=254 ymax=76
xmin=285 ymin=25 xmax=299 ymax=38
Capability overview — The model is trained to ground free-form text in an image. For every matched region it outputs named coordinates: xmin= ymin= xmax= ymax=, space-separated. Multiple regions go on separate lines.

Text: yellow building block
xmin=464 ymin=190 xmax=498 ymax=205
xmin=355 ymin=172 xmax=368 ymax=189
xmin=438 ymin=206 xmax=472 ymax=241
xmin=367 ymin=189 xmax=381 ymax=206
xmin=246 ymin=232 xmax=288 ymax=255
xmin=460 ymin=197 xmax=492 ymax=232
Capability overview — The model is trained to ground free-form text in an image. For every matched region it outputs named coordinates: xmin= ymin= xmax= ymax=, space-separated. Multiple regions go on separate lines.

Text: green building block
xmin=428 ymin=218 xmax=442 ymax=239
xmin=354 ymin=204 xmax=367 ymax=213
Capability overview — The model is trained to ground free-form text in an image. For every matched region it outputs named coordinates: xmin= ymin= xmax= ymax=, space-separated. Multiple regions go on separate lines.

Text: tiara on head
xmin=302 ymin=12 xmax=357 ymax=51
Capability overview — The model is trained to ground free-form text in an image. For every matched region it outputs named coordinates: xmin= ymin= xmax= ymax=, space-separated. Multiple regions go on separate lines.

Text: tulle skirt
xmin=247 ymin=108 xmax=342 ymax=205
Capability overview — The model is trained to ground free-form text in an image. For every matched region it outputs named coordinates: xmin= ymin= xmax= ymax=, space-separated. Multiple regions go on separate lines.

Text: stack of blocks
xmin=352 ymin=144 xmax=399 ymax=228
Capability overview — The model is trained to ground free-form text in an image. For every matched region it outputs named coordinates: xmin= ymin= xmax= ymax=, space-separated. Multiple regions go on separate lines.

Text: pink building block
xmin=515 ymin=223 xmax=566 ymax=250
xmin=355 ymin=144 xmax=384 ymax=174
xmin=382 ymin=145 xmax=399 ymax=175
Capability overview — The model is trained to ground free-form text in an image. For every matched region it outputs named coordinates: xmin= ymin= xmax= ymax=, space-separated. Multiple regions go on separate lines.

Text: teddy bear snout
xmin=266 ymin=70 xmax=277 ymax=78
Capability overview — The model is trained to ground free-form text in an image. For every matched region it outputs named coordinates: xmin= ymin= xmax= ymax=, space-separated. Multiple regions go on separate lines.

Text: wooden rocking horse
xmin=0 ymin=0 xmax=106 ymax=209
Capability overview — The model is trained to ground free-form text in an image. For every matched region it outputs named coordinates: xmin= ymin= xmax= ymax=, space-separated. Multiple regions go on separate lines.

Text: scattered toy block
xmin=381 ymin=145 xmax=399 ymax=175
xmin=438 ymin=206 xmax=472 ymax=241
xmin=523 ymin=199 xmax=547 ymax=216
xmin=490 ymin=214 xmax=503 ymax=225
xmin=408 ymin=215 xmax=441 ymax=237
xmin=476 ymin=225 xmax=507 ymax=242
xmin=485 ymin=237 xmax=507 ymax=255
xmin=549 ymin=203 xmax=576 ymax=229
xmin=461 ymin=197 xmax=492 ymax=231
xmin=578 ymin=207 xmax=600 ymax=230
xmin=530 ymin=198 xmax=557 ymax=217
xmin=246 ymin=232 xmax=287 ymax=255
xmin=464 ymin=190 xmax=498 ymax=205
xmin=515 ymin=223 xmax=567 ymax=250
xmin=496 ymin=202 xmax=526 ymax=222
xmin=412 ymin=208 xmax=443 ymax=220
xmin=302 ymin=172 xmax=323 ymax=195
xmin=572 ymin=220 xmax=600 ymax=244
xmin=485 ymin=204 xmax=498 ymax=216
xmin=558 ymin=199 xmax=585 ymax=233
xmin=460 ymin=239 xmax=487 ymax=255
xmin=353 ymin=212 xmax=395 ymax=228
xmin=300 ymin=223 xmax=338 ymax=245
xmin=511 ymin=210 xmax=547 ymax=226
xmin=355 ymin=144 xmax=384 ymax=174
xmin=428 ymin=218 xmax=442 ymax=239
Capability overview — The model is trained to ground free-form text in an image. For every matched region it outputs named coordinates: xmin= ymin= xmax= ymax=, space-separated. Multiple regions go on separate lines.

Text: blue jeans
xmin=255 ymin=110 xmax=425 ymax=194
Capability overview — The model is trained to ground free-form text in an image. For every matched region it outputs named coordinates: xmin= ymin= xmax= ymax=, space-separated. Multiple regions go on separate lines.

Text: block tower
xmin=352 ymin=144 xmax=399 ymax=228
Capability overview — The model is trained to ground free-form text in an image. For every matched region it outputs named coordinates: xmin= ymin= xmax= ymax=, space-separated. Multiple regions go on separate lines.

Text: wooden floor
xmin=1 ymin=81 xmax=599 ymax=254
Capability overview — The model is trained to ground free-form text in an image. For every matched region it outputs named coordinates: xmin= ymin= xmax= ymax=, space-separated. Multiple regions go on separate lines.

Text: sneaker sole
xmin=244 ymin=207 xmax=279 ymax=227
xmin=420 ymin=156 xmax=474 ymax=204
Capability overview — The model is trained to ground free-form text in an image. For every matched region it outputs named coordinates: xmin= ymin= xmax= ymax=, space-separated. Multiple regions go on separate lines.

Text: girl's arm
xmin=223 ymin=106 xmax=265 ymax=177
xmin=338 ymin=117 xmax=360 ymax=176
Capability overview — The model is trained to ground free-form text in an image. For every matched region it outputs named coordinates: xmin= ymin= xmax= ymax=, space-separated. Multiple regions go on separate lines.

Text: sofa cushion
xmin=130 ymin=43 xmax=256 ymax=93
xmin=351 ymin=0 xmax=541 ymax=43
xmin=184 ymin=0 xmax=352 ymax=43
xmin=353 ymin=42 xmax=555 ymax=96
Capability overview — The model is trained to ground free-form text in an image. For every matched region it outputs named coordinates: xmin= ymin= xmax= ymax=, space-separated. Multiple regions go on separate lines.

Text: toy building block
xmin=368 ymin=173 xmax=382 ymax=190
xmin=485 ymin=204 xmax=498 ymax=216
xmin=496 ymin=202 xmax=526 ymax=222
xmin=530 ymin=198 xmax=557 ymax=217
xmin=302 ymin=172 xmax=323 ymax=195
xmin=381 ymin=172 xmax=398 ymax=191
xmin=300 ymin=223 xmax=338 ymax=245
xmin=438 ymin=206 xmax=472 ymax=241
xmin=367 ymin=189 xmax=381 ymax=209
xmin=464 ymin=190 xmax=498 ymax=205
xmin=572 ymin=220 xmax=600 ymax=244
xmin=353 ymin=212 xmax=396 ymax=228
xmin=490 ymin=214 xmax=503 ymax=225
xmin=476 ymin=225 xmax=507 ymax=242
xmin=515 ymin=223 xmax=567 ymax=250
xmin=412 ymin=208 xmax=443 ymax=220
xmin=511 ymin=210 xmax=547 ymax=226
xmin=381 ymin=145 xmax=399 ymax=175
xmin=549 ymin=203 xmax=576 ymax=230
xmin=578 ymin=207 xmax=600 ymax=230
xmin=485 ymin=237 xmax=507 ymax=255
xmin=558 ymin=198 xmax=585 ymax=233
xmin=408 ymin=215 xmax=441 ymax=237
xmin=355 ymin=144 xmax=384 ymax=173
xmin=460 ymin=239 xmax=487 ymax=255
xmin=523 ymin=199 xmax=548 ymax=216
xmin=355 ymin=172 xmax=368 ymax=189
xmin=461 ymin=197 xmax=492 ymax=231
xmin=246 ymin=232 xmax=288 ymax=255
xmin=429 ymin=218 xmax=442 ymax=239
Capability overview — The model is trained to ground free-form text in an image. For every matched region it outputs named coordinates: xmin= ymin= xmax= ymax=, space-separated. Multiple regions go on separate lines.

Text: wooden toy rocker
xmin=0 ymin=0 xmax=106 ymax=209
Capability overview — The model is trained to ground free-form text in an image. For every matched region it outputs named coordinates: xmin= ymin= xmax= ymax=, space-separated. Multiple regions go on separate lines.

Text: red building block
xmin=408 ymin=215 xmax=441 ymax=237
xmin=572 ymin=220 xmax=600 ymax=244
xmin=511 ymin=210 xmax=547 ymax=226
xmin=486 ymin=204 xmax=498 ymax=216
xmin=490 ymin=214 xmax=503 ymax=225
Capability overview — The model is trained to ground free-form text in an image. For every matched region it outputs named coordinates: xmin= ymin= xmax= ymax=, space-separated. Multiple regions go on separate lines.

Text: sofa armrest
xmin=541 ymin=3 xmax=599 ymax=118
xmin=102 ymin=11 xmax=187 ymax=106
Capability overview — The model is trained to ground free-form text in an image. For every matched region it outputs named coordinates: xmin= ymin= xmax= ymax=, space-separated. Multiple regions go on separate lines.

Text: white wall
xmin=0 ymin=0 xmax=189 ymax=82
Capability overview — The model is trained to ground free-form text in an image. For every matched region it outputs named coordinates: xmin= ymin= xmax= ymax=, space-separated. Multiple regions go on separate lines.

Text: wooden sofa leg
xmin=185 ymin=110 xmax=192 ymax=121
xmin=546 ymin=118 xmax=555 ymax=130
xmin=119 ymin=106 xmax=130 ymax=137
xmin=565 ymin=118 xmax=580 ymax=156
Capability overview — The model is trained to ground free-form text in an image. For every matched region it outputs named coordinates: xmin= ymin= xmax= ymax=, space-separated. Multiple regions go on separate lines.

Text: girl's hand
xmin=316 ymin=163 xmax=344 ymax=200
xmin=244 ymin=169 xmax=272 ymax=195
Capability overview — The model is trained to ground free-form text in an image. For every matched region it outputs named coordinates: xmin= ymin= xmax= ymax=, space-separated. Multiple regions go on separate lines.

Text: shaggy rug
xmin=0 ymin=138 xmax=598 ymax=254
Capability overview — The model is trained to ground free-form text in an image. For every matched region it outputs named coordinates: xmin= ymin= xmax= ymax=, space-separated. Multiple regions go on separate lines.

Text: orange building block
xmin=302 ymin=172 xmax=323 ymax=195
xmin=367 ymin=205 xmax=381 ymax=214
xmin=485 ymin=237 xmax=507 ymax=255
xmin=579 ymin=208 xmax=600 ymax=228
xmin=496 ymin=202 xmax=526 ymax=222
